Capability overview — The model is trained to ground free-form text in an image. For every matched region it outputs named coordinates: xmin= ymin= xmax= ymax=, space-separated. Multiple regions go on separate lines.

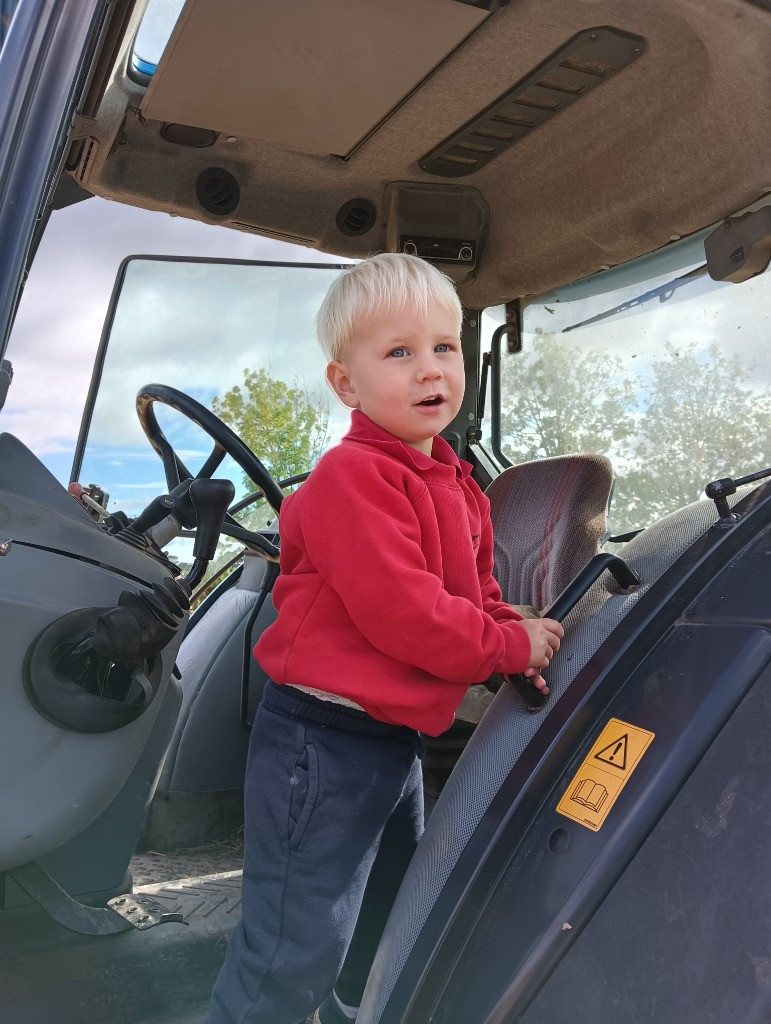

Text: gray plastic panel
xmin=521 ymin=664 xmax=771 ymax=1024
xmin=37 ymin=676 xmax=183 ymax=898
xmin=0 ymin=543 xmax=184 ymax=871
xmin=160 ymin=587 xmax=256 ymax=792
xmin=359 ymin=488 xmax=755 ymax=1024
xmin=160 ymin=554 xmax=277 ymax=793
xmin=0 ymin=433 xmax=171 ymax=583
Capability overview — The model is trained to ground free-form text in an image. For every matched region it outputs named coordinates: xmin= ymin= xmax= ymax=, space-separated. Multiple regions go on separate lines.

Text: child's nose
xmin=416 ymin=354 xmax=442 ymax=380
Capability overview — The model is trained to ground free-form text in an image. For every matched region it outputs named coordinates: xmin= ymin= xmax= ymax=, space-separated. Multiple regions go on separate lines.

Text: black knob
xmin=132 ymin=493 xmax=177 ymax=534
xmin=189 ymin=478 xmax=235 ymax=562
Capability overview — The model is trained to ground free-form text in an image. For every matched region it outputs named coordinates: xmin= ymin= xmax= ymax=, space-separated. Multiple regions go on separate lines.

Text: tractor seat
xmin=487 ymin=452 xmax=614 ymax=611
xmin=437 ymin=453 xmax=614 ymax=779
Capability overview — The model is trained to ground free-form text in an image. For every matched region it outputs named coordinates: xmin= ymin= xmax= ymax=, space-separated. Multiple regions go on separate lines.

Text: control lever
xmin=705 ymin=465 xmax=771 ymax=528
xmin=184 ymin=478 xmax=236 ymax=590
xmin=68 ymin=482 xmax=109 ymax=521
xmin=507 ymin=553 xmax=641 ymax=712
xmin=131 ymin=493 xmax=177 ymax=534
xmin=132 ymin=477 xmax=198 ymax=534
xmin=546 ymin=553 xmax=640 ymax=623
xmin=142 ymin=477 xmax=196 ymax=549
xmin=106 ymin=480 xmax=196 ymax=567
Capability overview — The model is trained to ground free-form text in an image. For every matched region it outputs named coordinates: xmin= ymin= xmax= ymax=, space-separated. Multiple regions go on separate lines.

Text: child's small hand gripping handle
xmin=506 ymin=553 xmax=640 ymax=712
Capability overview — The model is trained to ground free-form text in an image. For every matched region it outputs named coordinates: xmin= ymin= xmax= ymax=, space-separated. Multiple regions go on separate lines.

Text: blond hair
xmin=316 ymin=253 xmax=462 ymax=362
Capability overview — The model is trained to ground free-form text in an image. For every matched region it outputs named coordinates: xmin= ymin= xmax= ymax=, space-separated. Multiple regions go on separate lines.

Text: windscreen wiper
xmin=561 ymin=263 xmax=709 ymax=333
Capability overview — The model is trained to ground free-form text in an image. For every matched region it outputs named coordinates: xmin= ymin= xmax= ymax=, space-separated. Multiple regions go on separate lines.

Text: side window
xmin=485 ymin=266 xmax=771 ymax=537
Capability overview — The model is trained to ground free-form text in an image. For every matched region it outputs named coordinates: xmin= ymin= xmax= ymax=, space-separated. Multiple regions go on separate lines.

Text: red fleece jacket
xmin=254 ymin=411 xmax=531 ymax=735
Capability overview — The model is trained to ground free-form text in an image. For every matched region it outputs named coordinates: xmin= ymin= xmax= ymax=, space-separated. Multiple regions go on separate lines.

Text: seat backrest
xmin=157 ymin=553 xmax=276 ymax=795
xmin=486 ymin=453 xmax=614 ymax=609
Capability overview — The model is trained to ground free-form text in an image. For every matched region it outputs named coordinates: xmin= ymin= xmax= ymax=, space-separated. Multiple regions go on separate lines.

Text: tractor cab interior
xmin=1 ymin=1 xmax=770 ymax=1022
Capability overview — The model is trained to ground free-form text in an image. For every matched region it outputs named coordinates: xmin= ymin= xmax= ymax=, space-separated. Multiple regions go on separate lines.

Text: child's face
xmin=327 ymin=302 xmax=465 ymax=455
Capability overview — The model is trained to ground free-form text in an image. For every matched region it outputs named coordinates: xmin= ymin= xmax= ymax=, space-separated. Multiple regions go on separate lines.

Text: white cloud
xmin=2 ymin=198 xmax=345 ymax=471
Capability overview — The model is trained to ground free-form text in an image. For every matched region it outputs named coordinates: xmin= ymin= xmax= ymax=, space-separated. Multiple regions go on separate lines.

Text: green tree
xmin=499 ymin=328 xmax=638 ymax=463
xmin=194 ymin=368 xmax=330 ymax=596
xmin=212 ymin=367 xmax=331 ymax=489
xmin=625 ymin=341 xmax=771 ymax=523
xmin=496 ymin=332 xmax=771 ymax=534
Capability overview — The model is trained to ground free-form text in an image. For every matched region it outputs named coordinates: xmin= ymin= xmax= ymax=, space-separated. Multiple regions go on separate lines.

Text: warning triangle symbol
xmin=594 ymin=734 xmax=628 ymax=770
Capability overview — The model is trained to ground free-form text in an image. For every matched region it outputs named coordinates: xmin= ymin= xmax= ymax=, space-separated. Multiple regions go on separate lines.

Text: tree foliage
xmin=626 ymin=341 xmax=771 ymax=522
xmin=498 ymin=331 xmax=771 ymax=531
xmin=199 ymin=368 xmax=330 ymax=585
xmin=499 ymin=329 xmax=638 ymax=463
xmin=212 ymin=368 xmax=331 ymax=489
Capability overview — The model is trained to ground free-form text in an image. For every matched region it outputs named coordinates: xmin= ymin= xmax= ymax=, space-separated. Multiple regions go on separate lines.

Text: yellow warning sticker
xmin=556 ymin=718 xmax=655 ymax=832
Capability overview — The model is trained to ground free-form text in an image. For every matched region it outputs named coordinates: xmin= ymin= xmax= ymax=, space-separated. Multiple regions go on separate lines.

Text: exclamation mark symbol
xmin=595 ymin=734 xmax=628 ymax=769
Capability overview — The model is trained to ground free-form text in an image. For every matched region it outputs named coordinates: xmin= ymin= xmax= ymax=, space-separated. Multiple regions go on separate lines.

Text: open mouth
xmin=418 ymin=396 xmax=444 ymax=406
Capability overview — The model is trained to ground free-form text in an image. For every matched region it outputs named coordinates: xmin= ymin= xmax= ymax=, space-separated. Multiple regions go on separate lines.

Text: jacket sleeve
xmin=300 ymin=456 xmax=531 ymax=682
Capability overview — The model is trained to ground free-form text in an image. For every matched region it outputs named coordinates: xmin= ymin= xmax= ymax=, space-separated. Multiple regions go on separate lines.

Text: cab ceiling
xmin=141 ymin=0 xmax=488 ymax=157
xmin=78 ymin=0 xmax=771 ymax=307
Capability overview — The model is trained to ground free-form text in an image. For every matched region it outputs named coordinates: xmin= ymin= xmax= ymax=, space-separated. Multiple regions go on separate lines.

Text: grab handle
xmin=509 ymin=553 xmax=641 ymax=711
xmin=546 ymin=552 xmax=640 ymax=623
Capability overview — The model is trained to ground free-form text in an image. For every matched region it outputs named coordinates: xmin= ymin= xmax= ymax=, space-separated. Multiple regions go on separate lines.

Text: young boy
xmin=207 ymin=253 xmax=563 ymax=1024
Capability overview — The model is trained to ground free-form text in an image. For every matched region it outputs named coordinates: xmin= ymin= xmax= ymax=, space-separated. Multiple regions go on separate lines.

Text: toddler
xmin=207 ymin=253 xmax=563 ymax=1024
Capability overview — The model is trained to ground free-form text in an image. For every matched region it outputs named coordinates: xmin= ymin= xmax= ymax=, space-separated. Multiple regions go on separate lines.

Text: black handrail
xmin=240 ymin=560 xmax=281 ymax=728
xmin=509 ymin=553 xmax=641 ymax=711
xmin=488 ymin=322 xmax=521 ymax=469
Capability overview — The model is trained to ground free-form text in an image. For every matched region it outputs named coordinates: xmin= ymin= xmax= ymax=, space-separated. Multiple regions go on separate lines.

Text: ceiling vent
xmin=196 ymin=168 xmax=240 ymax=216
xmin=161 ymin=123 xmax=218 ymax=148
xmin=420 ymin=26 xmax=645 ymax=177
xmin=336 ymin=199 xmax=377 ymax=237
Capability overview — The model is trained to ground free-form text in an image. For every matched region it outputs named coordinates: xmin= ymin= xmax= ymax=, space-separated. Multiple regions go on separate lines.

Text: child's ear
xmin=327 ymin=361 xmax=360 ymax=409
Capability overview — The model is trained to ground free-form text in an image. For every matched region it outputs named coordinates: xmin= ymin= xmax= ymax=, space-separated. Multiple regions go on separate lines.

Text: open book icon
xmin=570 ymin=779 xmax=608 ymax=813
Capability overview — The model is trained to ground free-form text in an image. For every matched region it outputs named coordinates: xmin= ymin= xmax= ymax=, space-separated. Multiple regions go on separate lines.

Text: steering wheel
xmin=136 ymin=383 xmax=284 ymax=558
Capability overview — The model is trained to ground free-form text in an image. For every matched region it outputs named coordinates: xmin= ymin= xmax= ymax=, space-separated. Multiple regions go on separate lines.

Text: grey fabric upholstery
xmin=358 ymin=488 xmax=754 ymax=1024
xmin=157 ymin=554 xmax=276 ymax=794
xmin=487 ymin=453 xmax=614 ymax=610
xmin=454 ymin=454 xmax=613 ymax=725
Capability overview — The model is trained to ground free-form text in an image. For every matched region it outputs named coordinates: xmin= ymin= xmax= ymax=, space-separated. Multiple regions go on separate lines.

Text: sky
xmin=3 ymin=196 xmax=344 ymax=492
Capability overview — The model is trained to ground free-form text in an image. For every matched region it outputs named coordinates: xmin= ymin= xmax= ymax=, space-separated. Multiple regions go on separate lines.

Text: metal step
xmin=1 ymin=865 xmax=243 ymax=1024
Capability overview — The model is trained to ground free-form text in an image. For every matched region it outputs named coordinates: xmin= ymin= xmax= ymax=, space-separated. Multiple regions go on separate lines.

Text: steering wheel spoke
xmin=154 ymin=433 xmax=186 ymax=490
xmin=221 ymin=517 xmax=280 ymax=560
xmin=198 ymin=442 xmax=228 ymax=480
xmin=136 ymin=383 xmax=286 ymax=565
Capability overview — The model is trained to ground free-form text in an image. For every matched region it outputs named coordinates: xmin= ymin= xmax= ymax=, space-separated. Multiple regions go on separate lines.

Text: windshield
xmin=75 ymin=258 xmax=350 ymax=581
xmin=486 ymin=260 xmax=771 ymax=535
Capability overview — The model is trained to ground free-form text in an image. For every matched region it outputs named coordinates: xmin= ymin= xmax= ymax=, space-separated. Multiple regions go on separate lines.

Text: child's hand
xmin=517 ymin=616 xmax=564 ymax=672
xmin=522 ymin=666 xmax=550 ymax=696
xmin=505 ymin=618 xmax=564 ymax=699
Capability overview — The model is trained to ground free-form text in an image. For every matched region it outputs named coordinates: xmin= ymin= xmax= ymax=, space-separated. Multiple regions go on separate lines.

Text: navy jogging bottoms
xmin=207 ymin=681 xmax=425 ymax=1024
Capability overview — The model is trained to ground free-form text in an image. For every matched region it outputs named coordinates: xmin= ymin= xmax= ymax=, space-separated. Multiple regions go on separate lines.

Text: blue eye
xmin=435 ymin=343 xmax=449 ymax=353
xmin=389 ymin=347 xmax=407 ymax=358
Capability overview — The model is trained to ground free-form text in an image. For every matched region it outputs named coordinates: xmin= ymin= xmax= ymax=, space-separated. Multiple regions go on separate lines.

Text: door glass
xmin=485 ymin=261 xmax=771 ymax=536
xmin=74 ymin=258 xmax=350 ymax=582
